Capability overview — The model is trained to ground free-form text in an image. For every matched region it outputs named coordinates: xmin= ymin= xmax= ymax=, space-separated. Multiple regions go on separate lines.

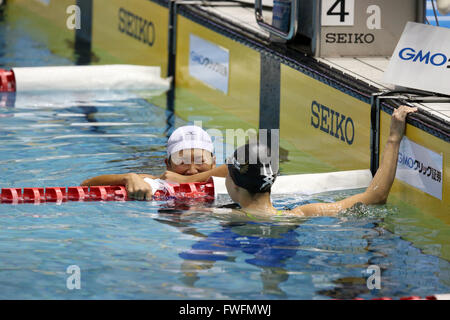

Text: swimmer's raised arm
xmin=81 ymin=173 xmax=156 ymax=200
xmin=291 ymin=105 xmax=418 ymax=217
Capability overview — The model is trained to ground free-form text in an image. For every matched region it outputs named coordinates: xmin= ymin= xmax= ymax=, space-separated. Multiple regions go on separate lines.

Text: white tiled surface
xmin=194 ymin=3 xmax=449 ymax=122
xmin=317 ymin=57 xmax=393 ymax=90
xmin=197 ymin=2 xmax=271 ymax=39
xmin=356 ymin=57 xmax=391 ymax=72
xmin=316 ymin=57 xmax=449 ymax=122
xmin=428 ymin=110 xmax=450 ymax=119
xmin=421 ymin=103 xmax=450 ymax=111
xmin=237 ymin=0 xmax=274 ymax=5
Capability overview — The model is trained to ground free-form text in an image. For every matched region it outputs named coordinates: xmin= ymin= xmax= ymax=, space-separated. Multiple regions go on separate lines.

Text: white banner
xmin=396 ymin=137 xmax=443 ymax=200
xmin=383 ymin=22 xmax=450 ymax=96
xmin=13 ymin=65 xmax=170 ymax=92
xmin=189 ymin=34 xmax=229 ymax=94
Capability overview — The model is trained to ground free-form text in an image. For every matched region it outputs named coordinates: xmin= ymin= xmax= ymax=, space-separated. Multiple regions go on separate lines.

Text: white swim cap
xmin=167 ymin=125 xmax=214 ymax=157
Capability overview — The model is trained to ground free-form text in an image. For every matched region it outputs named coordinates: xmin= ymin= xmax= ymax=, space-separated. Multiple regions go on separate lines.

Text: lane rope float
xmin=0 ymin=180 xmax=215 ymax=204
xmin=0 ymin=68 xmax=16 ymax=92
xmin=0 ymin=169 xmax=374 ymax=204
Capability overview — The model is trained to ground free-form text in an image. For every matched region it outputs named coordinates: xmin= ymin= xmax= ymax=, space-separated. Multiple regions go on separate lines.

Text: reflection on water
xmin=178 ymin=221 xmax=299 ymax=297
xmin=0 ymin=2 xmax=449 ymax=299
xmin=1 ymin=88 xmax=449 ymax=299
xmin=152 ymin=198 xmax=450 ymax=299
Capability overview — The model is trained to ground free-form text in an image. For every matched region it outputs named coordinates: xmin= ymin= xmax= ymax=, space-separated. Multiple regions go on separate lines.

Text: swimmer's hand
xmin=124 ymin=173 xmax=153 ymax=201
xmin=159 ymin=171 xmax=191 ymax=183
xmin=388 ymin=105 xmax=418 ymax=143
xmin=81 ymin=173 xmax=155 ymax=200
xmin=159 ymin=165 xmax=228 ymax=183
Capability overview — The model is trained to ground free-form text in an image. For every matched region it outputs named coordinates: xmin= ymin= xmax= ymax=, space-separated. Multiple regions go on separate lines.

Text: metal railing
xmin=255 ymin=0 xmax=299 ymax=40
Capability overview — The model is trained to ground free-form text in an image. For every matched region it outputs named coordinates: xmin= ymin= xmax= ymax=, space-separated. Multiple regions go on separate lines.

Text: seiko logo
xmin=118 ymin=8 xmax=155 ymax=47
xmin=311 ymin=101 xmax=354 ymax=145
xmin=190 ymin=51 xmax=228 ymax=77
xmin=398 ymin=152 xmax=442 ymax=183
xmin=325 ymin=33 xmax=375 ymax=44
xmin=399 ymin=47 xmax=450 ymax=68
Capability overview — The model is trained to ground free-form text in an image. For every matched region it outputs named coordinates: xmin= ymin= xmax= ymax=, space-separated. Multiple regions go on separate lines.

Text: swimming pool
xmin=1 ymin=4 xmax=450 ymax=300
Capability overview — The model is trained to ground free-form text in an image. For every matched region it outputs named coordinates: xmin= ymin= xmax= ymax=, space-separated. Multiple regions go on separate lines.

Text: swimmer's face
xmin=166 ymin=148 xmax=216 ymax=175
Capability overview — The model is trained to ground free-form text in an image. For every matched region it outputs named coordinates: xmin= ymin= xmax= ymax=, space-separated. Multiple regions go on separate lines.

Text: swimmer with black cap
xmin=226 ymin=143 xmax=280 ymax=216
xmin=226 ymin=105 xmax=418 ymax=217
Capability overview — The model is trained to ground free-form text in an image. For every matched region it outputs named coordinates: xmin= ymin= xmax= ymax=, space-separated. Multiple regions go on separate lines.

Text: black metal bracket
xmin=370 ymin=89 xmax=450 ymax=176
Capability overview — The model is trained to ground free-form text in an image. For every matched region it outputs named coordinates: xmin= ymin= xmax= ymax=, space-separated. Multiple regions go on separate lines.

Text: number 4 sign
xmin=322 ymin=0 xmax=355 ymax=26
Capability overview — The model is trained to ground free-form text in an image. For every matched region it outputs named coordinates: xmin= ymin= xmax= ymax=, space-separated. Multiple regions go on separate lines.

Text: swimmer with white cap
xmin=81 ymin=125 xmax=228 ymax=200
xmin=225 ymin=105 xmax=418 ymax=217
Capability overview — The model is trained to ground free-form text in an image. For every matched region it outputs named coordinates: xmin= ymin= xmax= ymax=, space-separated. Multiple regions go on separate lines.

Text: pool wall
xmin=7 ymin=0 xmax=76 ymax=61
xmin=92 ymin=0 xmax=169 ymax=73
xmin=6 ymin=0 xmax=449 ymax=256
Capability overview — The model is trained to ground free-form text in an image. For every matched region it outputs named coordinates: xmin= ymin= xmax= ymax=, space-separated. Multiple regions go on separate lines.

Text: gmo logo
xmin=398 ymin=152 xmax=442 ymax=183
xmin=399 ymin=47 xmax=450 ymax=68
xmin=190 ymin=51 xmax=228 ymax=77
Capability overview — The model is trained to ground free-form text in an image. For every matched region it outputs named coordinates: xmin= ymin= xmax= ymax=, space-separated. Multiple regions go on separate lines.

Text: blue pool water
xmin=1 ymin=3 xmax=450 ymax=300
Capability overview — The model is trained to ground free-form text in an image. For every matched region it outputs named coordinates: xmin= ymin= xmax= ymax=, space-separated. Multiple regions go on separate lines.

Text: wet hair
xmin=227 ymin=143 xmax=277 ymax=194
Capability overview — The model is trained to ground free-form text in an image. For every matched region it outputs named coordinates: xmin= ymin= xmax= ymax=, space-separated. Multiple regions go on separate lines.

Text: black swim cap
xmin=227 ymin=143 xmax=277 ymax=194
